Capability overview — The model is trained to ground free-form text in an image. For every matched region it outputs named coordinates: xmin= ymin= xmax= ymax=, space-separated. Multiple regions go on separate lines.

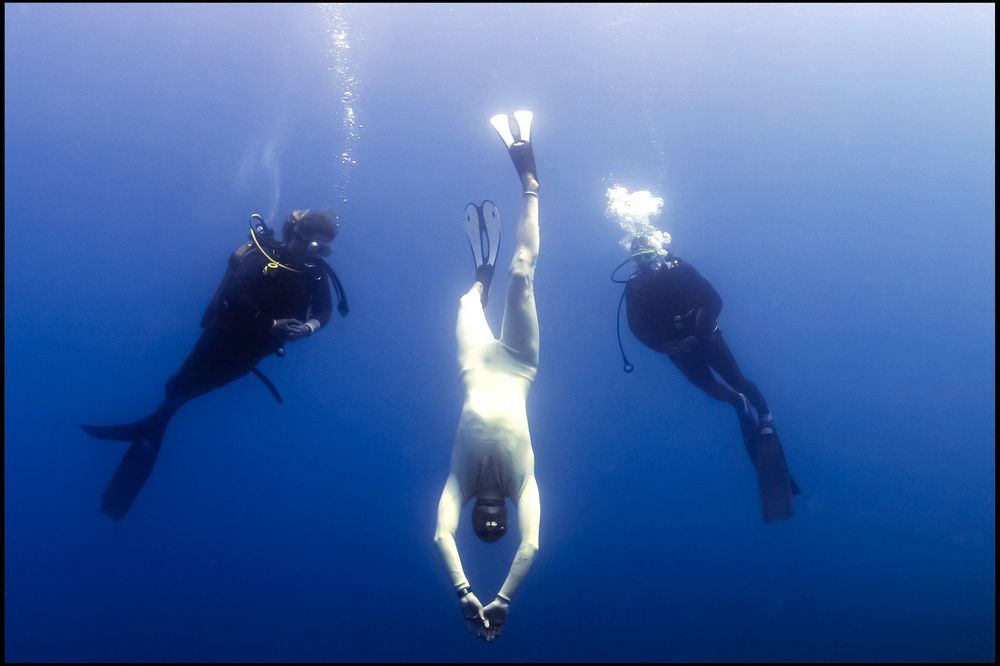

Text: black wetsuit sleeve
xmin=308 ymin=269 xmax=334 ymax=329
xmin=678 ymin=259 xmax=723 ymax=320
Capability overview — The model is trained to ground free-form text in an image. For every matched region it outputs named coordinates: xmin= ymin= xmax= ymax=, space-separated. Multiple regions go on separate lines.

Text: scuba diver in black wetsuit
xmin=617 ymin=233 xmax=799 ymax=522
xmin=81 ymin=210 xmax=349 ymax=521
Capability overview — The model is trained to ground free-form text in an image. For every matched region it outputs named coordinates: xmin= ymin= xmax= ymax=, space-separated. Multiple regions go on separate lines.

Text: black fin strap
xmin=321 ymin=260 xmax=350 ymax=316
xmin=616 ymin=287 xmax=634 ymax=373
xmin=252 ymin=368 xmax=284 ymax=404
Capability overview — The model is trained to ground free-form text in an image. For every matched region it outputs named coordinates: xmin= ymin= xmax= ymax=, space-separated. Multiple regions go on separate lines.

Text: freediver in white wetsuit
xmin=434 ymin=111 xmax=541 ymax=643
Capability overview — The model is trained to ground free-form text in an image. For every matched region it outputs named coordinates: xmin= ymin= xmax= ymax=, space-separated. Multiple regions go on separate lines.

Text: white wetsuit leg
xmin=500 ymin=193 xmax=540 ymax=368
xmin=457 ymin=285 xmax=495 ymax=361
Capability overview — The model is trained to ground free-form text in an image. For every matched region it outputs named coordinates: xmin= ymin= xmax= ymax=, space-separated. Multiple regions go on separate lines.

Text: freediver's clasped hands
xmin=460 ymin=590 xmax=510 ymax=642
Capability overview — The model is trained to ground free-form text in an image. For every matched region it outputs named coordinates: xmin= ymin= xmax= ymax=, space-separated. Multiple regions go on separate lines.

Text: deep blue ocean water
xmin=5 ymin=4 xmax=994 ymax=662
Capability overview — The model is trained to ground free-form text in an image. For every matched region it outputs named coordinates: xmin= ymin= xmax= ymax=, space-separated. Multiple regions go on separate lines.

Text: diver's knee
xmin=505 ymin=273 xmax=534 ymax=306
xmin=509 ymin=250 xmax=536 ymax=278
xmin=508 ymin=261 xmax=534 ymax=291
xmin=731 ymin=376 xmax=754 ymax=393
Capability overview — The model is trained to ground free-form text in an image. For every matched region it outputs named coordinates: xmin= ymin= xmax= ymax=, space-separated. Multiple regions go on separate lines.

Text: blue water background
xmin=5 ymin=4 xmax=994 ymax=662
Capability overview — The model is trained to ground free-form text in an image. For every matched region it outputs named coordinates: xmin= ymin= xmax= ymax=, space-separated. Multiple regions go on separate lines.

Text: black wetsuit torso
xmin=166 ymin=241 xmax=333 ymax=402
xmin=201 ymin=242 xmax=334 ymax=334
xmin=625 ymin=256 xmax=722 ymax=352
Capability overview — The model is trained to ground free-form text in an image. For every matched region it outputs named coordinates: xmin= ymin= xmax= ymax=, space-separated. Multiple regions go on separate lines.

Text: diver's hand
xmin=479 ymin=597 xmax=509 ymax=643
xmin=694 ymin=307 xmax=719 ymax=341
xmin=272 ymin=318 xmax=309 ymax=341
xmin=459 ymin=591 xmax=488 ymax=637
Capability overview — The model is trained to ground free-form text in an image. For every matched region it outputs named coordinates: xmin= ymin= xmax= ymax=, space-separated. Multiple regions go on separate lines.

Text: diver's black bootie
xmin=476 ymin=263 xmax=495 ymax=307
xmin=509 ymin=140 xmax=538 ymax=189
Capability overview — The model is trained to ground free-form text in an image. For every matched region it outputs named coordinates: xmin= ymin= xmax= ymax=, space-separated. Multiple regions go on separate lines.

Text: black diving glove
xmin=694 ymin=307 xmax=719 ymax=341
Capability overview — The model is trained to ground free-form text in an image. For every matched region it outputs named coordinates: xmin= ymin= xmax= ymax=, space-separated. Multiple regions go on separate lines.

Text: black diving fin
xmin=754 ymin=431 xmax=794 ymax=522
xmin=464 ymin=201 xmax=501 ymax=306
xmin=464 ymin=200 xmax=501 ymax=271
xmin=81 ymin=404 xmax=176 ymax=521
xmin=490 ymin=110 xmax=537 ymax=182
xmin=100 ymin=436 xmax=162 ymax=521
xmin=737 ymin=411 xmax=797 ymax=522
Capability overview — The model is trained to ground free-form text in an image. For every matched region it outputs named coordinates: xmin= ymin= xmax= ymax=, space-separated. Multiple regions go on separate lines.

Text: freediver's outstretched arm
xmin=478 ymin=475 xmax=540 ymax=642
xmin=434 ymin=474 xmax=490 ymax=635
xmin=434 ymin=474 xmax=470 ymax=590
xmin=498 ymin=475 xmax=540 ymax=601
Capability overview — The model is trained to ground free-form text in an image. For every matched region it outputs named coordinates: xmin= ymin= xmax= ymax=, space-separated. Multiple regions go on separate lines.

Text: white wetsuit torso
xmin=453 ymin=339 xmax=537 ymax=502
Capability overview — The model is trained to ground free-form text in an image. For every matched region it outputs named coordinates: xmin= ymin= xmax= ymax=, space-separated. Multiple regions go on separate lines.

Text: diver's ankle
xmin=475 ymin=265 xmax=493 ymax=307
xmin=476 ymin=263 xmax=494 ymax=285
xmin=759 ymin=412 xmax=775 ymax=436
